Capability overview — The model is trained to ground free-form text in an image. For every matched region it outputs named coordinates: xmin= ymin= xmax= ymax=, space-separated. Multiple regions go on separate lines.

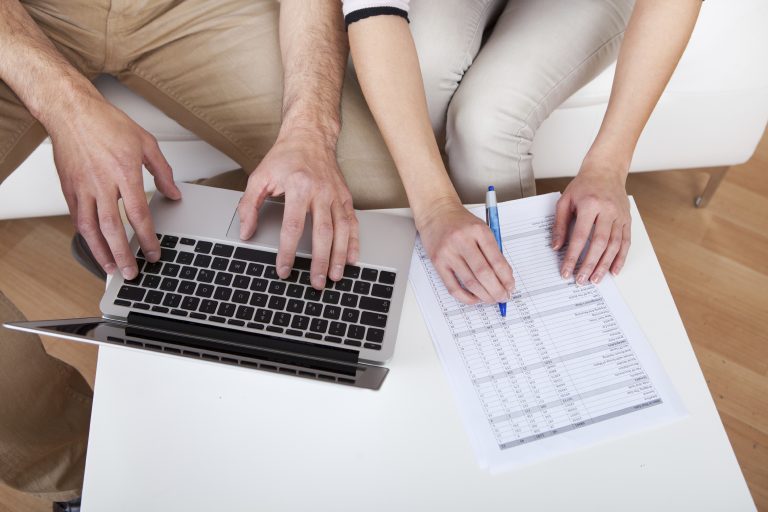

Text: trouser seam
xmin=125 ymin=66 xmax=261 ymax=163
xmin=0 ymin=119 xmax=40 ymax=175
xmin=513 ymin=29 xmax=627 ymax=195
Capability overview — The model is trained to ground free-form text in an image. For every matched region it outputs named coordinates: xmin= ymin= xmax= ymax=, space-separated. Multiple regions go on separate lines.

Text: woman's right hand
xmin=417 ymin=199 xmax=515 ymax=305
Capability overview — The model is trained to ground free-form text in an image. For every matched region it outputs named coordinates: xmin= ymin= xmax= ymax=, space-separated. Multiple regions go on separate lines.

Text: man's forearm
xmin=0 ymin=0 xmax=99 ymax=133
xmin=278 ymin=0 xmax=348 ymax=147
xmin=587 ymin=0 xmax=701 ymax=172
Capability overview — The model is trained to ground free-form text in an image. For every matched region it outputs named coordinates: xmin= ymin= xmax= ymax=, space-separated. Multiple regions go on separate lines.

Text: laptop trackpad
xmin=225 ymin=199 xmax=313 ymax=255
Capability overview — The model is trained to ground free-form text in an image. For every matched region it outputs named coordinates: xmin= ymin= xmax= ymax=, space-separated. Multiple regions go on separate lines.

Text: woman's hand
xmin=552 ymin=162 xmax=631 ymax=285
xmin=417 ymin=199 xmax=515 ymax=305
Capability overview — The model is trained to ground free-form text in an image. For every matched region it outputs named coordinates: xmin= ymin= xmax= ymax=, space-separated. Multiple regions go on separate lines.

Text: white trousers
xmin=408 ymin=0 xmax=635 ymax=203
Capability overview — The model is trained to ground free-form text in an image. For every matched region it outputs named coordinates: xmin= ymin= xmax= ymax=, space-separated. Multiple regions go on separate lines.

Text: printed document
xmin=409 ymin=192 xmax=684 ymax=472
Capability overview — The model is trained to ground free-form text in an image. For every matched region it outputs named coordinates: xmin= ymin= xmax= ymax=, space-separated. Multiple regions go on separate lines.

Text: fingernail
xmin=331 ymin=264 xmax=343 ymax=281
xmin=577 ymin=274 xmax=587 ymax=285
xmin=122 ymin=267 xmax=136 ymax=280
xmin=277 ymin=265 xmax=290 ymax=277
xmin=313 ymin=274 xmax=326 ymax=288
xmin=146 ymin=250 xmax=159 ymax=262
xmin=551 ymin=237 xmax=560 ymax=249
xmin=612 ymin=267 xmax=621 ymax=276
xmin=104 ymin=263 xmax=116 ymax=275
xmin=591 ymin=274 xmax=601 ymax=284
xmin=561 ymin=270 xmax=571 ymax=279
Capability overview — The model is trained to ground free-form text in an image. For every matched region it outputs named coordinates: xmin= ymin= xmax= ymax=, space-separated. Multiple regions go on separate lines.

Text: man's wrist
xmin=35 ymin=75 xmax=103 ymax=136
xmin=280 ymin=102 xmax=341 ymax=151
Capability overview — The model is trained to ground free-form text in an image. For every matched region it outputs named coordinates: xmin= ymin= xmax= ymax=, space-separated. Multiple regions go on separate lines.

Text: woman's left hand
xmin=552 ymin=163 xmax=631 ymax=285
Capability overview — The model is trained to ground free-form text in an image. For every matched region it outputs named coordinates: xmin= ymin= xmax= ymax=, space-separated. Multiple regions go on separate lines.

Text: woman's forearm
xmin=348 ymin=16 xmax=460 ymax=221
xmin=586 ymin=0 xmax=701 ymax=173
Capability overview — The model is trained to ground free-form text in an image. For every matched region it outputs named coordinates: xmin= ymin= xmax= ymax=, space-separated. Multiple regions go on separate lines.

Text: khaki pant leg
xmin=0 ymin=0 xmax=107 ymax=500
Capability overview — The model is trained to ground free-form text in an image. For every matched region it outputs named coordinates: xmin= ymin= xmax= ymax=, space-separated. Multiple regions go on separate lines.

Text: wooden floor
xmin=1 ymin=130 xmax=766 ymax=511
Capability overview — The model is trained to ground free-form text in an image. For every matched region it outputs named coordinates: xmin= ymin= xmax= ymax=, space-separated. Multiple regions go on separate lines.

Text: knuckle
xmin=462 ymin=277 xmax=479 ymax=290
xmin=77 ymin=218 xmax=98 ymax=237
xmin=283 ymin=217 xmax=304 ymax=234
xmin=315 ymin=220 xmax=334 ymax=237
xmin=592 ymin=234 xmax=609 ymax=247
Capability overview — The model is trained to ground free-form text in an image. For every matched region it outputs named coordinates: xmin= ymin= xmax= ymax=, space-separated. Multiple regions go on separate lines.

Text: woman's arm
xmin=553 ymin=0 xmax=702 ymax=284
xmin=348 ymin=15 xmax=514 ymax=305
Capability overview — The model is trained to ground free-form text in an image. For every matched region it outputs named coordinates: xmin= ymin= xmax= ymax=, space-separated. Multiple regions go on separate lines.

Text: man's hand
xmin=417 ymin=199 xmax=515 ymax=305
xmin=552 ymin=163 xmax=631 ymax=285
xmin=51 ymin=96 xmax=181 ymax=280
xmin=237 ymin=132 xmax=358 ymax=290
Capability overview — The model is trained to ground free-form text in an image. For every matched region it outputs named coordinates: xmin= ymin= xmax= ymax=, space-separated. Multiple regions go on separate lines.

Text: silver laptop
xmin=4 ymin=182 xmax=416 ymax=390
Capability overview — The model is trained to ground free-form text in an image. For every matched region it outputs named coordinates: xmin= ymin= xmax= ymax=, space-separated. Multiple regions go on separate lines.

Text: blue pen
xmin=485 ymin=186 xmax=507 ymax=317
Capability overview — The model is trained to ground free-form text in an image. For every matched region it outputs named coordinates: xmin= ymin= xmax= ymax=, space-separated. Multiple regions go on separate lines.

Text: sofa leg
xmin=694 ymin=166 xmax=729 ymax=208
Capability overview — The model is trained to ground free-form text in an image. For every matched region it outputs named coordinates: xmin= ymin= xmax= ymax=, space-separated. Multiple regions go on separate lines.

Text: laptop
xmin=4 ymin=182 xmax=416 ymax=390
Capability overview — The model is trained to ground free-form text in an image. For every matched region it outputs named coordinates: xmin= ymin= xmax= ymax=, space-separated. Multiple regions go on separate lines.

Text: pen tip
xmin=499 ymin=303 xmax=506 ymax=317
xmin=488 ymin=185 xmax=495 ymax=192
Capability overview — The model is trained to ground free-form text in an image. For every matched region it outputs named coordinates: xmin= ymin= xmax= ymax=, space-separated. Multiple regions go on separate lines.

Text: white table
xmin=82 ymin=201 xmax=756 ymax=511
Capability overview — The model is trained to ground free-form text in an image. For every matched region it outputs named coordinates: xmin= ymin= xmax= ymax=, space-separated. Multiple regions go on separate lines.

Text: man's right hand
xmin=49 ymin=96 xmax=181 ymax=280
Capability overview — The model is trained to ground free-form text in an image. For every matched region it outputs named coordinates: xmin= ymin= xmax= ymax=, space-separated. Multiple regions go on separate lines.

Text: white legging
xmin=408 ymin=0 xmax=635 ymax=203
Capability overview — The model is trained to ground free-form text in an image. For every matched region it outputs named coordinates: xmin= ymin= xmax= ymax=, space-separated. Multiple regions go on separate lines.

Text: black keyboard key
xmin=254 ymin=309 xmax=273 ymax=324
xmin=152 ymin=306 xmax=169 ymax=314
xmin=347 ymin=325 xmax=365 ymax=340
xmin=364 ymin=343 xmax=382 ymax=350
xmin=247 ymin=322 xmax=266 ymax=330
xmin=195 ymin=284 xmax=214 ymax=298
xmin=291 ymin=315 xmax=310 ymax=330
xmin=228 ymin=259 xmax=246 ymax=274
xmin=161 ymin=235 xmax=178 ymax=248
xmin=144 ymin=261 xmax=163 ymax=274
xmin=209 ymin=316 xmax=226 ymax=323
xmin=228 ymin=319 xmax=245 ymax=327
xmin=293 ymin=256 xmax=312 ymax=271
xmin=273 ymin=312 xmax=291 ymax=327
xmin=269 ymin=281 xmax=286 ymax=295
xmin=135 ymin=258 xmax=146 ymax=272
xmin=160 ymin=278 xmax=179 ymax=292
xmin=250 ymin=278 xmax=268 ymax=292
xmin=324 ymin=336 xmax=342 ymax=344
xmin=212 ymin=257 xmax=229 ymax=271
xmin=340 ymin=293 xmax=358 ymax=308
xmin=285 ymin=329 xmax=303 ymax=337
xmin=235 ymin=305 xmax=255 ymax=320
xmin=133 ymin=302 xmax=150 ymax=310
xmin=310 ymin=318 xmax=328 ymax=334
xmin=266 ymin=326 xmax=283 ymax=334
xmin=232 ymin=289 xmax=250 ymax=304
xmin=214 ymin=272 xmax=233 ymax=286
xmin=304 ymin=287 xmax=322 ymax=301
xmin=323 ymin=305 xmax=341 ymax=320
xmin=161 ymin=264 xmax=180 ymax=277
xmin=124 ymin=273 xmax=142 ymax=286
xmin=359 ymin=296 xmax=390 ymax=313
xmin=178 ymin=280 xmax=197 ymax=295
xmin=342 ymin=308 xmax=359 ymax=323
xmin=114 ymin=299 xmax=132 ymax=307
xmin=328 ymin=321 xmax=346 ymax=337
xmin=200 ymin=299 xmax=218 ymax=314
xmin=193 ymin=254 xmax=212 ymax=268
xmin=160 ymin=248 xmax=177 ymax=262
xmin=343 ymin=265 xmax=361 ymax=279
xmin=233 ymin=246 xmax=277 ymax=265
xmin=181 ymin=296 xmax=200 ymax=311
xmin=142 ymin=274 xmax=161 ymax=289
xmin=334 ymin=279 xmax=353 ymax=292
xmin=246 ymin=263 xmax=264 ymax=277
xmin=145 ymin=290 xmax=164 ymax=305
xmin=305 ymin=302 xmax=322 ymax=316
xmin=179 ymin=266 xmax=197 ymax=280
xmin=214 ymin=287 xmax=232 ymax=301
xmin=379 ymin=271 xmax=396 ymax=285
xmin=353 ymin=281 xmax=370 ymax=295
xmin=371 ymin=284 xmax=394 ymax=299
xmin=163 ymin=293 xmax=181 ymax=308
xmin=268 ymin=296 xmax=286 ymax=310
xmin=360 ymin=311 xmax=387 ymax=328
xmin=170 ymin=309 xmax=188 ymax=317
xmin=212 ymin=243 xmax=234 ymax=258
xmin=298 ymin=272 xmax=311 ymax=285
xmin=197 ymin=269 xmax=214 ymax=283
xmin=322 ymin=290 xmax=340 ymax=304
xmin=264 ymin=265 xmax=278 ymax=280
xmin=189 ymin=312 xmax=206 ymax=320
xmin=233 ymin=275 xmax=250 ymax=289
xmin=249 ymin=293 xmax=268 ymax=307
xmin=361 ymin=268 xmax=378 ymax=282
xmin=286 ymin=284 xmax=304 ymax=298
xmin=366 ymin=328 xmax=385 ymax=343
xmin=283 ymin=270 xmax=300 ymax=283
xmin=217 ymin=302 xmax=236 ymax=317
xmin=180 ymin=237 xmax=195 ymax=246
xmin=287 ymin=299 xmax=304 ymax=313
xmin=304 ymin=332 xmax=321 ymax=340
xmin=195 ymin=241 xmax=213 ymax=254
xmin=344 ymin=339 xmax=362 ymax=347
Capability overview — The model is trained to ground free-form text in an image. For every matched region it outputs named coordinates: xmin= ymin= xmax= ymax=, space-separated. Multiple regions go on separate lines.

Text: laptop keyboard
xmin=112 ymin=234 xmax=397 ymax=351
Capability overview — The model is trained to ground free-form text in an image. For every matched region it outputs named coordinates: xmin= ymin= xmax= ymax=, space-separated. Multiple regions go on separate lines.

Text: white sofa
xmin=0 ymin=0 xmax=766 ymax=219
